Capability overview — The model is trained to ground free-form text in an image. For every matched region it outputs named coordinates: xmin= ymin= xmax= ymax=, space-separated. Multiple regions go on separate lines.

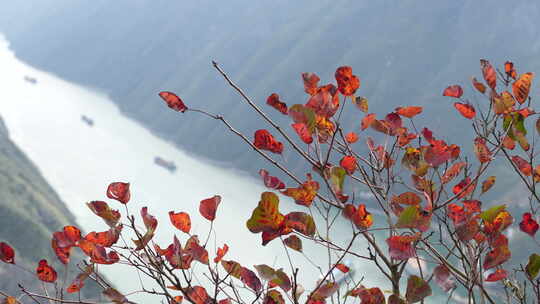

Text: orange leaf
xmin=345 ymin=132 xmax=359 ymax=144
xmin=392 ymin=192 xmax=422 ymax=205
xmin=480 ymin=59 xmax=497 ymax=89
xmin=454 ymin=102 xmax=476 ymax=119
xmin=512 ymin=155 xmax=532 ymax=176
xmin=361 ymin=113 xmax=376 ymax=130
xmin=504 ymin=61 xmax=517 ymax=79
xmin=502 ymin=135 xmax=515 ymax=150
xmin=512 ymin=72 xmax=534 ymax=104
xmin=481 ymin=176 xmax=496 ymax=194
xmin=443 ymin=85 xmax=463 ymax=98
xmin=169 ymin=211 xmax=191 ymax=233
xmin=214 ymin=244 xmax=229 ymax=263
xmin=471 ymin=77 xmax=486 ymax=94
xmin=395 ymin=106 xmax=423 ymax=118
xmin=159 ymin=91 xmax=187 ymax=113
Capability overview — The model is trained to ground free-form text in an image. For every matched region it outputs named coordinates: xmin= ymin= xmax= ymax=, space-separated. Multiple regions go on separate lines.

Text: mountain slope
xmin=0 ymin=116 xmax=101 ymax=300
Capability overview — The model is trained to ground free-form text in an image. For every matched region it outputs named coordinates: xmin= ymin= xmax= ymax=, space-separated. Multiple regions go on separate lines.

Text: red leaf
xmin=291 ymin=123 xmax=313 ymax=144
xmin=302 ymin=72 xmax=320 ymax=96
xmin=485 ymin=269 xmax=508 ymax=282
xmin=241 ymin=267 xmax=262 ymax=293
xmin=335 ymin=66 xmax=360 ymax=96
xmin=259 ymin=169 xmax=285 ymax=190
xmin=386 ymin=234 xmax=419 ymax=260
xmin=452 ymin=177 xmax=475 ymax=199
xmin=483 ymin=245 xmax=511 ymax=270
xmin=184 ymin=286 xmax=209 ymax=304
xmin=169 ymin=211 xmax=191 ymax=233
xmin=520 ymin=213 xmax=539 ymax=237
xmin=306 ymin=84 xmax=340 ymax=118
xmin=443 ymin=85 xmax=463 ymax=98
xmin=36 ymin=259 xmax=57 ymax=283
xmin=480 ymin=59 xmax=497 ymax=89
xmin=159 ymin=91 xmax=187 ymax=113
xmin=84 ymin=225 xmax=122 ymax=247
xmin=200 ymin=195 xmax=221 ymax=221
xmin=335 ymin=264 xmax=349 ymax=273
xmin=0 ymin=242 xmax=15 ymax=264
xmin=133 ymin=207 xmax=158 ymax=250
xmin=185 ymin=235 xmax=209 ymax=265
xmin=254 ymin=129 xmax=283 ymax=154
xmin=454 ymin=102 xmax=476 ymax=119
xmin=266 ymin=93 xmax=288 ymax=115
xmin=340 ymin=155 xmax=357 ymax=174
xmin=106 ymin=182 xmax=131 ymax=204
xmin=345 ymin=132 xmax=359 ymax=143
xmin=395 ymin=106 xmax=423 ymax=118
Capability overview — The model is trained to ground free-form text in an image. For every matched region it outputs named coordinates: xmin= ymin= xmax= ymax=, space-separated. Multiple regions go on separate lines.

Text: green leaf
xmin=221 ymin=260 xmax=242 ymax=279
xmin=264 ymin=290 xmax=285 ymax=304
xmin=329 ymin=166 xmax=346 ymax=194
xmin=406 ymin=275 xmax=432 ymax=303
xmin=254 ymin=264 xmax=276 ymax=281
xmin=354 ymin=96 xmax=369 ymax=113
xmin=284 ymin=212 xmax=316 ymax=237
xmin=246 ymin=192 xmax=283 ymax=233
xmin=504 ymin=113 xmax=527 ymax=140
xmin=526 ymin=254 xmax=540 ymax=279
xmin=283 ymin=235 xmax=302 ymax=252
xmin=480 ymin=205 xmax=506 ymax=222
xmin=289 ymin=104 xmax=316 ymax=132
xmin=270 ymin=269 xmax=292 ymax=292
xmin=396 ymin=205 xmax=420 ymax=229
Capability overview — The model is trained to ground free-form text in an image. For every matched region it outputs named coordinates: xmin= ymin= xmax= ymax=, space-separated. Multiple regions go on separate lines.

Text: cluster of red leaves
xmin=342 ymin=204 xmax=373 ymax=230
xmin=254 ymin=129 xmax=283 ymax=154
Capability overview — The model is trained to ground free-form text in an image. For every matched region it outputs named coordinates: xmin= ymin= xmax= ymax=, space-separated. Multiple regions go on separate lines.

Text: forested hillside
xmin=0 ymin=116 xmax=101 ymax=299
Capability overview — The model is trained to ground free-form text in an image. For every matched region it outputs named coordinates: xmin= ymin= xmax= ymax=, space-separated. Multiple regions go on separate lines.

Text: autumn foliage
xmin=2 ymin=60 xmax=540 ymax=304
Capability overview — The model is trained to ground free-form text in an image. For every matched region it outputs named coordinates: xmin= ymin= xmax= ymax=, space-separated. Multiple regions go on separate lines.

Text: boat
xmin=154 ymin=156 xmax=177 ymax=173
xmin=24 ymin=76 xmax=37 ymax=84
xmin=81 ymin=115 xmax=94 ymax=126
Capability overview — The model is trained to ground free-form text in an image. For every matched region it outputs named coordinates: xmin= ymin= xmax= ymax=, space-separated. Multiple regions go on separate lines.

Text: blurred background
xmin=0 ymin=1 xmax=539 ymax=302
